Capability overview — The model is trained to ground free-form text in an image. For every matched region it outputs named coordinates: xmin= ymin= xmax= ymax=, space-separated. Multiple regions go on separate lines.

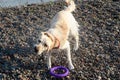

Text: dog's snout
xmin=34 ymin=46 xmax=38 ymax=53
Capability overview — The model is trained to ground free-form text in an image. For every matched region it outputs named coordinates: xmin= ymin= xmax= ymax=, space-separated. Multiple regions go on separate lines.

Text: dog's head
xmin=34 ymin=32 xmax=54 ymax=55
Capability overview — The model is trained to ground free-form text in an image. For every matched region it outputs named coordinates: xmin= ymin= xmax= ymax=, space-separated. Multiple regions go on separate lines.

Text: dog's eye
xmin=38 ymin=40 xmax=41 ymax=43
xmin=44 ymin=43 xmax=48 ymax=47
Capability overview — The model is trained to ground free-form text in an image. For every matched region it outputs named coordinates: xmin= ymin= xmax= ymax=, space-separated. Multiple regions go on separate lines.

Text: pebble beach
xmin=0 ymin=0 xmax=120 ymax=79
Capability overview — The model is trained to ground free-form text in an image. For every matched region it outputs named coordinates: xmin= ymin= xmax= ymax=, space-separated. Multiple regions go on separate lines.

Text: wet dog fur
xmin=34 ymin=0 xmax=79 ymax=70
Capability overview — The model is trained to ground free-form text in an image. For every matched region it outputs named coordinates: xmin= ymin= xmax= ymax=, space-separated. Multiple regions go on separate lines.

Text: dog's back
xmin=48 ymin=0 xmax=79 ymax=47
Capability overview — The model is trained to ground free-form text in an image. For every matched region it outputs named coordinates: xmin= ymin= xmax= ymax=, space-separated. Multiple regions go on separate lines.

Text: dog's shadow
xmin=0 ymin=40 xmax=69 ymax=79
xmin=0 ymin=35 xmax=76 ymax=79
xmin=0 ymin=38 xmax=53 ymax=79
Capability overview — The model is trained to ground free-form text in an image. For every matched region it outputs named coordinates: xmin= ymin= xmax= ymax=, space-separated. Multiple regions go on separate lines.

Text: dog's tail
xmin=64 ymin=0 xmax=76 ymax=12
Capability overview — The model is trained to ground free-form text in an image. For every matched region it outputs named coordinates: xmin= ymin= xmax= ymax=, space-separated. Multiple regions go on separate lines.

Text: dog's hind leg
xmin=61 ymin=40 xmax=74 ymax=70
xmin=70 ymin=25 xmax=79 ymax=51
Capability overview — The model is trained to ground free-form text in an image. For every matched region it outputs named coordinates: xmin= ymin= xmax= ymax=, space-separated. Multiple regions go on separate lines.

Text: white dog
xmin=34 ymin=0 xmax=79 ymax=70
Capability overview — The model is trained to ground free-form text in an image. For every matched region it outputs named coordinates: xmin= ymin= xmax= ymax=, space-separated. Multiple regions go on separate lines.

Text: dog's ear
xmin=47 ymin=46 xmax=50 ymax=52
xmin=43 ymin=32 xmax=54 ymax=42
xmin=41 ymin=32 xmax=49 ymax=36
xmin=41 ymin=32 xmax=45 ymax=35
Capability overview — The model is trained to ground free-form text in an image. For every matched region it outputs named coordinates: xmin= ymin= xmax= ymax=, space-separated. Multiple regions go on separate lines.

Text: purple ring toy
xmin=50 ymin=66 xmax=69 ymax=78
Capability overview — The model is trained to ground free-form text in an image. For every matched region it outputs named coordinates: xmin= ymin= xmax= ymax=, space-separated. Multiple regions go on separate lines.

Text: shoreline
xmin=0 ymin=0 xmax=57 ymax=8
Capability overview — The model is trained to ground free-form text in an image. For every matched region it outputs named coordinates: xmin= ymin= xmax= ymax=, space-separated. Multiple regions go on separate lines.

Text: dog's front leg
xmin=62 ymin=41 xmax=74 ymax=70
xmin=47 ymin=53 xmax=51 ymax=69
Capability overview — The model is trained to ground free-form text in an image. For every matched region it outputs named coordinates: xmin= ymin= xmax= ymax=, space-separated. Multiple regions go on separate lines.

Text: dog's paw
xmin=47 ymin=65 xmax=51 ymax=70
xmin=68 ymin=64 xmax=74 ymax=70
xmin=73 ymin=46 xmax=79 ymax=51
